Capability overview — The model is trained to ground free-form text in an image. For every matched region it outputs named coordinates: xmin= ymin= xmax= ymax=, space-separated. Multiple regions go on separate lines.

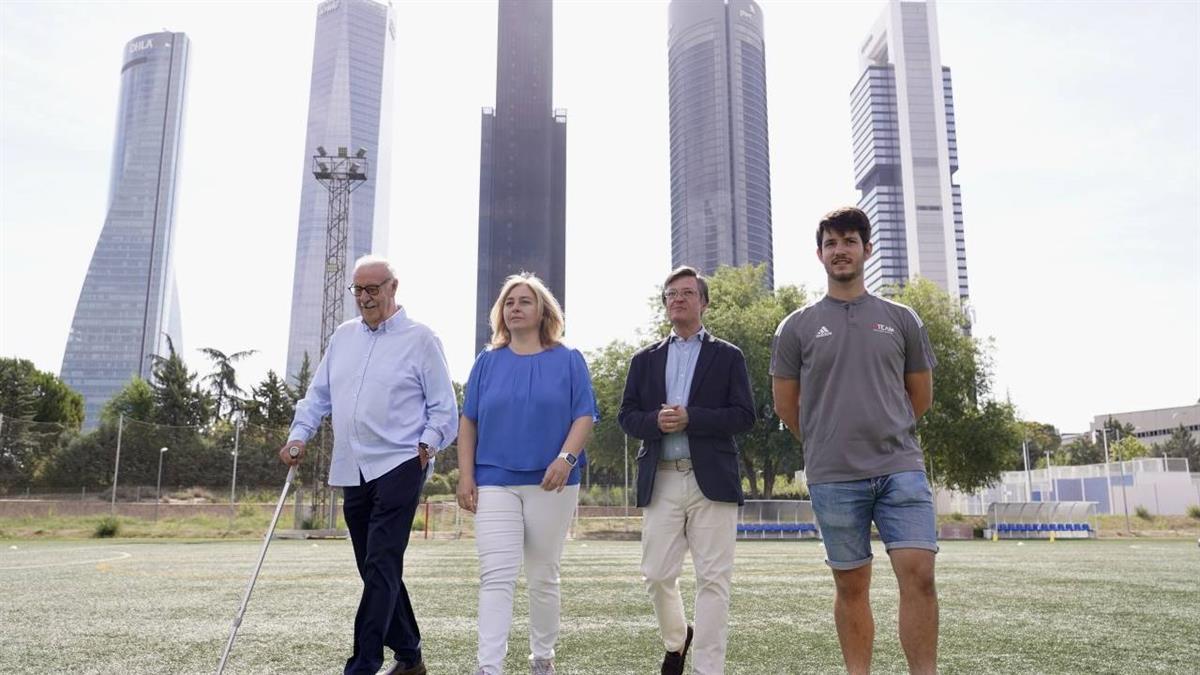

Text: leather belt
xmin=658 ymin=458 xmax=693 ymax=471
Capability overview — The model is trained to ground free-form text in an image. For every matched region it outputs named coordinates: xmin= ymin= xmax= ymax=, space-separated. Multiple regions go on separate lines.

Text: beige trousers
xmin=641 ymin=465 xmax=738 ymax=675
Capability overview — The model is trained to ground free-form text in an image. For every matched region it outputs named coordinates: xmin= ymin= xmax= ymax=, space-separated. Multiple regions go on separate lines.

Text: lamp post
xmin=1099 ymin=426 xmax=1132 ymax=533
xmin=229 ymin=418 xmax=242 ymax=530
xmin=1022 ymin=439 xmax=1033 ymax=501
xmin=1098 ymin=427 xmax=1114 ymax=515
xmin=1045 ymin=450 xmax=1054 ymax=501
xmin=110 ymin=414 xmax=124 ymax=515
xmin=155 ymin=447 xmax=168 ymax=522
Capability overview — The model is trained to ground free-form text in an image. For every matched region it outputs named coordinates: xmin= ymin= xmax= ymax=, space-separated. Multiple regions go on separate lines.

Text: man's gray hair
xmin=353 ymin=254 xmax=398 ymax=279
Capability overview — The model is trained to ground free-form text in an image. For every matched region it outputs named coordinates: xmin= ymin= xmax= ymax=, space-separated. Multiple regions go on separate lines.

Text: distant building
xmin=852 ymin=0 xmax=969 ymax=300
xmin=61 ymin=31 xmax=190 ymax=428
xmin=475 ymin=0 xmax=566 ymax=353
xmin=667 ymin=0 xmax=773 ymax=286
xmin=286 ymin=0 xmax=395 ymax=379
xmin=1090 ymin=403 xmax=1200 ymax=447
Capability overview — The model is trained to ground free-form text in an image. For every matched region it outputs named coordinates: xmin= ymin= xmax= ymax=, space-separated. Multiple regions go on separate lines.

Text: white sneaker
xmin=530 ymin=658 xmax=556 ymax=675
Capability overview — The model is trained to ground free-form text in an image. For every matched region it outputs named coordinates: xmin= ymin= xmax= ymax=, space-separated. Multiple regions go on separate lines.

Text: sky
xmin=2 ymin=0 xmax=1197 ymax=434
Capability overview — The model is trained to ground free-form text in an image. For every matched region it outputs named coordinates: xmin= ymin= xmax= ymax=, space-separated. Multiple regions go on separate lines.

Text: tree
xmin=0 ymin=359 xmax=38 ymax=421
xmin=1111 ymin=435 xmax=1149 ymax=462
xmin=32 ymin=371 xmax=84 ymax=430
xmin=585 ymin=340 xmax=638 ymax=485
xmin=199 ymin=347 xmax=257 ymax=421
xmin=100 ymin=378 xmax=155 ymax=426
xmin=0 ymin=359 xmax=84 ymax=489
xmin=245 ymin=370 xmax=294 ymax=429
xmin=150 ymin=337 xmax=211 ymax=428
xmin=1159 ymin=425 xmax=1200 ymax=468
xmin=290 ymin=352 xmax=314 ymax=403
xmin=1059 ymin=434 xmax=1105 ymax=466
xmin=432 ymin=381 xmax=467 ymax=475
xmin=1020 ymin=421 xmax=1062 ymax=470
xmin=1100 ymin=416 xmax=1137 ymax=442
xmin=0 ymin=358 xmax=83 ymax=429
xmin=891 ymin=278 xmax=1022 ymax=492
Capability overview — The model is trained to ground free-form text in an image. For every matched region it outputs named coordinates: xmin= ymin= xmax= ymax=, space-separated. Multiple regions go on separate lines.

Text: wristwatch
xmin=557 ymin=452 xmax=578 ymax=467
xmin=418 ymin=442 xmax=432 ymax=454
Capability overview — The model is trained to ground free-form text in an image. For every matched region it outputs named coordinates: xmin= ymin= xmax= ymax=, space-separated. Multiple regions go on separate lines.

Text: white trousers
xmin=641 ymin=467 xmax=738 ymax=675
xmin=475 ymin=484 xmax=579 ymax=674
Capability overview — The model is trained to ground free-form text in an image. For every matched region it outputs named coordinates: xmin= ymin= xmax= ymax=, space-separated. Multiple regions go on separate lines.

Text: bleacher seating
xmin=737 ymin=500 xmax=821 ymax=540
xmin=987 ymin=502 xmax=1097 ymax=539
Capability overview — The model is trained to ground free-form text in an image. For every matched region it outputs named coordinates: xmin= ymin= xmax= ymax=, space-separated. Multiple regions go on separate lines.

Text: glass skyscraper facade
xmin=61 ymin=31 xmax=190 ymax=428
xmin=285 ymin=0 xmax=395 ymax=379
xmin=475 ymin=0 xmax=566 ymax=354
xmin=852 ymin=0 xmax=969 ymax=300
xmin=668 ymin=0 xmax=773 ymax=287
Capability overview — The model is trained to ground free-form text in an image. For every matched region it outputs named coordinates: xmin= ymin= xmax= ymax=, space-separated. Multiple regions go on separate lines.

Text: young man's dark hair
xmin=816 ymin=206 xmax=872 ymax=248
xmin=661 ymin=265 xmax=710 ymax=305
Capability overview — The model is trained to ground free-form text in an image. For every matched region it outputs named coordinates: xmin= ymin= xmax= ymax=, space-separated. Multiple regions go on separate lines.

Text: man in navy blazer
xmin=619 ymin=266 xmax=755 ymax=675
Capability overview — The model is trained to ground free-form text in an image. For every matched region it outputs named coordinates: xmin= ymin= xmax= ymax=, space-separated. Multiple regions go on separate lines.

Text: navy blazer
xmin=618 ymin=332 xmax=756 ymax=507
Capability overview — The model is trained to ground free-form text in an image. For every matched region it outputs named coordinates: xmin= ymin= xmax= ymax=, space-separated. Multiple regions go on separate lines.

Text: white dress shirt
xmin=288 ymin=307 xmax=459 ymax=486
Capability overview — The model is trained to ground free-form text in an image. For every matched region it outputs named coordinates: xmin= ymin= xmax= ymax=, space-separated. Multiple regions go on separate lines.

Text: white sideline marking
xmin=0 ymin=551 xmax=132 ymax=571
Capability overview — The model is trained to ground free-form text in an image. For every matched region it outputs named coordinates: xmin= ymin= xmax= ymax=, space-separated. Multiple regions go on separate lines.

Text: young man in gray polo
xmin=770 ymin=206 xmax=938 ymax=675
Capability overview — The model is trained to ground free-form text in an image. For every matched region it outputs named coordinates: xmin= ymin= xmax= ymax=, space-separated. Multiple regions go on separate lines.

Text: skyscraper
xmin=285 ymin=0 xmax=395 ymax=379
xmin=668 ymin=0 xmax=774 ymax=286
xmin=475 ymin=0 xmax=566 ymax=353
xmin=852 ymin=0 xmax=969 ymax=300
xmin=61 ymin=31 xmax=190 ymax=428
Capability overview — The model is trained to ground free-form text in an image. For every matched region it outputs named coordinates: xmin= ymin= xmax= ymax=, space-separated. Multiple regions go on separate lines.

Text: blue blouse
xmin=463 ymin=344 xmax=598 ymax=486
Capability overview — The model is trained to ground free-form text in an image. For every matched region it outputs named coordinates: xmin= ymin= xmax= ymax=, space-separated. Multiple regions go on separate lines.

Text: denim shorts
xmin=808 ymin=470 xmax=938 ymax=570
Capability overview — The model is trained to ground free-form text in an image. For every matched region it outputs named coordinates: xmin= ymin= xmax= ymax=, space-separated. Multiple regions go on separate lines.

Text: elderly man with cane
xmin=280 ymin=255 xmax=458 ymax=675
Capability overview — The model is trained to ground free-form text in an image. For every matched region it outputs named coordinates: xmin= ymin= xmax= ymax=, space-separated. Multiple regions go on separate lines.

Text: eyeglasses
xmin=348 ymin=278 xmax=393 ymax=297
xmin=664 ymin=289 xmax=699 ymax=300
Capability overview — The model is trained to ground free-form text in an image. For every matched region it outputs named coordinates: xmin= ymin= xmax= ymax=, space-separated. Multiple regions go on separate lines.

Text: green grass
xmin=1 ymin=539 xmax=1197 ymax=674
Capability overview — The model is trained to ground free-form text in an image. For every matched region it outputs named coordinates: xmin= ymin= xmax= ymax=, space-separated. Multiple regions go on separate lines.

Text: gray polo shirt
xmin=769 ymin=292 xmax=936 ymax=485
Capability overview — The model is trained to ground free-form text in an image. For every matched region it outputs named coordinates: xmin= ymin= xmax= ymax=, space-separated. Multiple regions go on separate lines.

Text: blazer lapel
xmin=688 ymin=333 xmax=718 ymax=402
xmin=650 ymin=337 xmax=670 ymax=405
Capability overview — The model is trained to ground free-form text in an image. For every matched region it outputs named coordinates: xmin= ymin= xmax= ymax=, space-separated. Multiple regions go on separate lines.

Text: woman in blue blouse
xmin=457 ymin=273 xmax=597 ymax=675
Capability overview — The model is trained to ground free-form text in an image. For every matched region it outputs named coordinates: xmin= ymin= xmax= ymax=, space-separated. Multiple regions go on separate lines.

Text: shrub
xmin=1135 ymin=505 xmax=1152 ymax=521
xmin=578 ymin=485 xmax=630 ymax=506
xmin=1188 ymin=505 xmax=1200 ymax=520
xmin=94 ymin=516 xmax=120 ymax=538
xmin=949 ymin=512 xmax=965 ymax=522
xmin=168 ymin=487 xmax=215 ymax=502
xmin=423 ymin=473 xmax=451 ymax=496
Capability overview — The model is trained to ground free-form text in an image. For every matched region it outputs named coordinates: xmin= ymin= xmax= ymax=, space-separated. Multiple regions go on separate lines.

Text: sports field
xmin=1 ymin=538 xmax=1196 ymax=674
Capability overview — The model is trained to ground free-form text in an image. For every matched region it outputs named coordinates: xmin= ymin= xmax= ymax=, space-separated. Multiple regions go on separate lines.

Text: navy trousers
xmin=342 ymin=457 xmax=423 ymax=675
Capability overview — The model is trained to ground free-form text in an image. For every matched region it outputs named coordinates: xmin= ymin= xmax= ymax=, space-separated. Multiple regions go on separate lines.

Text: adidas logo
xmin=815 ymin=326 xmax=833 ymax=339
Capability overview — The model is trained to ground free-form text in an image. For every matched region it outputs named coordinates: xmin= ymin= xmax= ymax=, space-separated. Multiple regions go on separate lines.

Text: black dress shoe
xmin=660 ymin=625 xmax=694 ymax=675
xmin=382 ymin=659 xmax=427 ymax=675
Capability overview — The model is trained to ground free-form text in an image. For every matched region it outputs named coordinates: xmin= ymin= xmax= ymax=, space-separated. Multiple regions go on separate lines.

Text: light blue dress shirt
xmin=661 ymin=327 xmax=706 ymax=461
xmin=288 ymin=307 xmax=459 ymax=487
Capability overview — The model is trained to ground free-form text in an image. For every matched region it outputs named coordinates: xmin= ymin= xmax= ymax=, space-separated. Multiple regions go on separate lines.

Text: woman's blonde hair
xmin=488 ymin=273 xmax=564 ymax=349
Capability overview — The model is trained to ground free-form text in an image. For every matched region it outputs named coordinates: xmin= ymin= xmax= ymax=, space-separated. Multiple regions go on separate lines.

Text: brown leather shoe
xmin=660 ymin=625 xmax=693 ymax=675
xmin=382 ymin=659 xmax=427 ymax=675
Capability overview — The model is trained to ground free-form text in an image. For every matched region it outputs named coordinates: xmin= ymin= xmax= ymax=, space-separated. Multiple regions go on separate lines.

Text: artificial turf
xmin=1 ymin=538 xmax=1196 ymax=674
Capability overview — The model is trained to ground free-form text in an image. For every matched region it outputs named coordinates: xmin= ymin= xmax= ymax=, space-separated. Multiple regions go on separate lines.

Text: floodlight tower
xmin=314 ymin=145 xmax=369 ymax=355
xmin=310 ymin=145 xmax=368 ymax=530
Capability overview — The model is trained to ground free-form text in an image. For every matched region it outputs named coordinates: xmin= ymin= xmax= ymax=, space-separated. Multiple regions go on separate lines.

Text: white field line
xmin=0 ymin=550 xmax=132 ymax=571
